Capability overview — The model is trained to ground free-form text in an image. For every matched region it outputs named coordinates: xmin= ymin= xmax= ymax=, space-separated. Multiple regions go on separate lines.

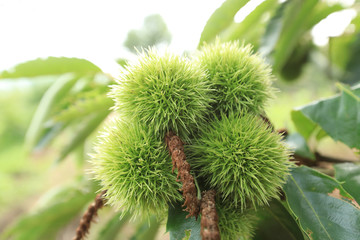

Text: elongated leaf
xmin=0 ymin=57 xmax=101 ymax=79
xmin=166 ymin=203 xmax=201 ymax=240
xmin=292 ymin=84 xmax=360 ymax=149
xmin=198 ymin=0 xmax=250 ymax=46
xmin=334 ymin=163 xmax=360 ymax=205
xmin=97 ymin=212 xmax=130 ymax=240
xmin=25 ymin=74 xmax=78 ymax=150
xmin=254 ymin=200 xmax=305 ymax=240
xmin=273 ymin=0 xmax=318 ymax=71
xmin=221 ymin=0 xmax=278 ymax=42
xmin=130 ymin=215 xmax=160 ymax=240
xmin=1 ymin=177 xmax=97 ymax=240
xmin=55 ymin=110 xmax=110 ymax=164
xmin=283 ymin=166 xmax=360 ymax=240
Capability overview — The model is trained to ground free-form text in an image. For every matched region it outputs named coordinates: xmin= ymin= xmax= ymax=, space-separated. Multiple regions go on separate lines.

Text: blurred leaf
xmin=25 ymin=74 xmax=79 ymax=150
xmin=166 ymin=203 xmax=201 ymax=240
xmin=286 ymin=133 xmax=315 ymax=160
xmin=221 ymin=0 xmax=278 ymax=43
xmin=292 ymin=84 xmax=360 ymax=149
xmin=0 ymin=57 xmax=101 ymax=79
xmin=1 ymin=177 xmax=98 ymax=240
xmin=198 ymin=0 xmax=250 ymax=46
xmin=55 ymin=110 xmax=110 ymax=164
xmin=259 ymin=1 xmax=288 ymax=57
xmin=130 ymin=215 xmax=160 ymax=240
xmin=334 ymin=163 xmax=360 ymax=205
xmin=97 ymin=212 xmax=130 ymax=240
xmin=283 ymin=166 xmax=360 ymax=240
xmin=342 ymin=34 xmax=360 ymax=85
xmin=53 ymin=91 xmax=113 ymax=123
xmin=253 ymin=200 xmax=305 ymax=240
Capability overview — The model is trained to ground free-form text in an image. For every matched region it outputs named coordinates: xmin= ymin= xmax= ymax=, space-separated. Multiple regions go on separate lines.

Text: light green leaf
xmin=283 ymin=166 xmax=360 ymax=240
xmin=221 ymin=0 xmax=278 ymax=42
xmin=130 ymin=215 xmax=160 ymax=240
xmin=97 ymin=212 xmax=130 ymax=240
xmin=198 ymin=0 xmax=250 ymax=46
xmin=1 ymin=177 xmax=98 ymax=240
xmin=25 ymin=74 xmax=78 ymax=150
xmin=55 ymin=110 xmax=110 ymax=164
xmin=292 ymin=84 xmax=360 ymax=149
xmin=0 ymin=57 xmax=101 ymax=79
xmin=166 ymin=203 xmax=201 ymax=240
xmin=334 ymin=163 xmax=360 ymax=205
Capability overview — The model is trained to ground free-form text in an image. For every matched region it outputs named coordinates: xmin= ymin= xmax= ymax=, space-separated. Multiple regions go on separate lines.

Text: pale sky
xmin=0 ymin=0 xmax=356 ymax=74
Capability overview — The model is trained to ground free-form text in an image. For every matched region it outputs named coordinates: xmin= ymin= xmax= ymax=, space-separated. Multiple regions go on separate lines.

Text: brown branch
xmin=73 ymin=190 xmax=107 ymax=240
xmin=200 ymin=190 xmax=220 ymax=240
xmin=165 ymin=131 xmax=200 ymax=218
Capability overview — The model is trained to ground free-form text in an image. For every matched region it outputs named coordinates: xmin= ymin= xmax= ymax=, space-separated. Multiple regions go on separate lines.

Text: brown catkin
xmin=200 ymin=190 xmax=220 ymax=240
xmin=165 ymin=131 xmax=200 ymax=218
xmin=73 ymin=190 xmax=107 ymax=240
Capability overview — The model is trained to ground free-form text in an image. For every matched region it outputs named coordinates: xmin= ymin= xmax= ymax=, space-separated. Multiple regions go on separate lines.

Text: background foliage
xmin=1 ymin=0 xmax=360 ymax=239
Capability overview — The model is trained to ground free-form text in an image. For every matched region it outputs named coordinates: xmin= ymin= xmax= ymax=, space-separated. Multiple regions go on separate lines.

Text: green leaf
xmin=286 ymin=133 xmax=315 ymax=160
xmin=1 ymin=177 xmax=98 ymax=240
xmin=0 ymin=57 xmax=102 ymax=79
xmin=55 ymin=110 xmax=110 ymax=164
xmin=166 ymin=203 xmax=201 ymax=240
xmin=283 ymin=166 xmax=360 ymax=240
xmin=292 ymin=84 xmax=360 ymax=149
xmin=97 ymin=212 xmax=130 ymax=240
xmin=334 ymin=163 xmax=360 ymax=205
xmin=198 ymin=0 xmax=250 ymax=46
xmin=25 ymin=74 xmax=79 ymax=150
xmin=130 ymin=215 xmax=160 ymax=240
xmin=221 ymin=0 xmax=278 ymax=42
xmin=254 ymin=200 xmax=305 ymax=240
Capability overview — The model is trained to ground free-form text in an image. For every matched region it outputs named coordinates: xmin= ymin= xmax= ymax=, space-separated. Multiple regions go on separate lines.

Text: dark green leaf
xmin=334 ymin=163 xmax=360 ymax=205
xmin=254 ymin=200 xmax=305 ymax=240
xmin=292 ymin=84 xmax=360 ymax=149
xmin=0 ymin=57 xmax=101 ymax=79
xmin=97 ymin=212 xmax=130 ymax=240
xmin=286 ymin=133 xmax=315 ymax=160
xmin=198 ymin=0 xmax=250 ymax=46
xmin=166 ymin=203 xmax=201 ymax=240
xmin=283 ymin=166 xmax=360 ymax=240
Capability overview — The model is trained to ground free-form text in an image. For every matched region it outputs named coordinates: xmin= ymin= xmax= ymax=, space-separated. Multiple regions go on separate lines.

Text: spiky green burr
xmin=91 ymin=118 xmax=182 ymax=217
xmin=194 ymin=39 xmax=274 ymax=116
xmin=188 ymin=112 xmax=291 ymax=210
xmin=218 ymin=205 xmax=257 ymax=240
xmin=110 ymin=48 xmax=213 ymax=141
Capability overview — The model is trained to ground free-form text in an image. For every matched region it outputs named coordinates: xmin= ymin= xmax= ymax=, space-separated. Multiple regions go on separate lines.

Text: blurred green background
xmin=1 ymin=0 xmax=359 ymax=239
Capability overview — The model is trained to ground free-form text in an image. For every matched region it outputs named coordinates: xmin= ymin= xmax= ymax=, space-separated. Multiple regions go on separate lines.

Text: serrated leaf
xmin=283 ymin=166 xmax=360 ymax=240
xmin=166 ymin=203 xmax=201 ymax=240
xmin=286 ymin=133 xmax=315 ymax=160
xmin=1 ymin=177 xmax=98 ymax=240
xmin=254 ymin=200 xmax=305 ymax=240
xmin=198 ymin=0 xmax=250 ymax=46
xmin=55 ymin=110 xmax=110 ymax=164
xmin=25 ymin=74 xmax=78 ymax=150
xmin=334 ymin=163 xmax=360 ymax=205
xmin=0 ymin=57 xmax=101 ymax=79
xmin=292 ymin=84 xmax=360 ymax=149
